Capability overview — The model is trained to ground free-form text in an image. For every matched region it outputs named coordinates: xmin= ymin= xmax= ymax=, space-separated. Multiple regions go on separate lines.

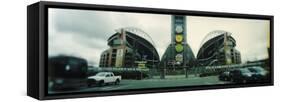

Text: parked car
xmin=218 ymin=71 xmax=231 ymax=81
xmin=248 ymin=66 xmax=268 ymax=82
xmin=48 ymin=56 xmax=88 ymax=90
xmin=229 ymin=68 xmax=255 ymax=83
xmin=87 ymin=72 xmax=121 ymax=87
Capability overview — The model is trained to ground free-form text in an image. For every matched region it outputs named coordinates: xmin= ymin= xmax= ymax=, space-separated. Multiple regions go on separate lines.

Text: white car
xmin=87 ymin=72 xmax=121 ymax=87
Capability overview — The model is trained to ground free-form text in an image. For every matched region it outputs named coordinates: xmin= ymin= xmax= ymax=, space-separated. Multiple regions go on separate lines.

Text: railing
xmin=92 ymin=67 xmax=150 ymax=72
xmin=187 ymin=62 xmax=265 ymax=74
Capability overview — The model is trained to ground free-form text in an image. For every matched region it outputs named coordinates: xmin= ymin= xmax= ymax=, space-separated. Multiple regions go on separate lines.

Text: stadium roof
xmin=115 ymin=27 xmax=156 ymax=47
xmin=200 ymin=30 xmax=232 ymax=47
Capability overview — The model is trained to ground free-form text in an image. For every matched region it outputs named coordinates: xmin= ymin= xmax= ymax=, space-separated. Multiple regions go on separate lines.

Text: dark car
xmin=229 ymin=68 xmax=254 ymax=83
xmin=248 ymin=66 xmax=268 ymax=82
xmin=218 ymin=71 xmax=231 ymax=81
xmin=48 ymin=56 xmax=88 ymax=90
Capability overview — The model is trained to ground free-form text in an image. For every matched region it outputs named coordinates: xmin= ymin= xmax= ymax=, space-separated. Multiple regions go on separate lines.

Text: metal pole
xmin=161 ymin=62 xmax=166 ymax=79
xmin=185 ymin=65 xmax=188 ymax=78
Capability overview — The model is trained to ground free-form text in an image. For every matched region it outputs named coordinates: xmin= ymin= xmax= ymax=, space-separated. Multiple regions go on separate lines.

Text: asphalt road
xmin=49 ymin=75 xmax=230 ymax=94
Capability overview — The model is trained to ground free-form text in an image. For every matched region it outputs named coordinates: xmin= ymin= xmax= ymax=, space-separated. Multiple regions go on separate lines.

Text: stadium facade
xmin=99 ymin=27 xmax=160 ymax=69
xmin=196 ymin=30 xmax=241 ymax=66
xmin=98 ymin=18 xmax=242 ymax=78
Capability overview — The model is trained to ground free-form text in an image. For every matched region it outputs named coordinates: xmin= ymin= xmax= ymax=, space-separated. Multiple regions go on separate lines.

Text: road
xmin=49 ymin=75 xmax=230 ymax=94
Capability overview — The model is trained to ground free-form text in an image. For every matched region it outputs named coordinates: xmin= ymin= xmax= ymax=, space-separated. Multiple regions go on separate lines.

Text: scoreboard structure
xmin=172 ymin=15 xmax=187 ymax=65
xmin=160 ymin=15 xmax=195 ymax=70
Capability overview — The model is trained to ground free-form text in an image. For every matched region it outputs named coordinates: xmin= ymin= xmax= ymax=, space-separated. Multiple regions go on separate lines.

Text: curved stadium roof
xmin=107 ymin=27 xmax=160 ymax=60
xmin=200 ymin=30 xmax=232 ymax=47
xmin=114 ymin=27 xmax=156 ymax=47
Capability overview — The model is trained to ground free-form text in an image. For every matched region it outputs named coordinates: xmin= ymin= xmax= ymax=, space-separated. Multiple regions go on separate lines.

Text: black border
xmin=35 ymin=1 xmax=273 ymax=100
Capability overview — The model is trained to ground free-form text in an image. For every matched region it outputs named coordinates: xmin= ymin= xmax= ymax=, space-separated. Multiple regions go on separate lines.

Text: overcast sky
xmin=49 ymin=8 xmax=270 ymax=66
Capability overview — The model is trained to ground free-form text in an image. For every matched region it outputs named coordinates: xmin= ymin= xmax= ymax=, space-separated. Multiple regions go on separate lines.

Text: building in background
xmin=99 ymin=27 xmax=160 ymax=70
xmin=197 ymin=30 xmax=241 ymax=66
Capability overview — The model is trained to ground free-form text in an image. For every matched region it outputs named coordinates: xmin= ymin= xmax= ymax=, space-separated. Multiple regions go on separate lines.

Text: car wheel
xmin=115 ymin=79 xmax=120 ymax=85
xmin=99 ymin=81 xmax=104 ymax=87
xmin=224 ymin=77 xmax=228 ymax=81
xmin=87 ymin=83 xmax=92 ymax=87
xmin=242 ymin=79 xmax=247 ymax=83
xmin=230 ymin=78 xmax=234 ymax=83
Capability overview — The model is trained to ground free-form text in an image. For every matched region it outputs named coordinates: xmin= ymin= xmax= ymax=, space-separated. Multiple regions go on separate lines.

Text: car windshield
xmin=240 ymin=69 xmax=251 ymax=73
xmin=249 ymin=67 xmax=263 ymax=72
xmin=95 ymin=73 xmax=107 ymax=76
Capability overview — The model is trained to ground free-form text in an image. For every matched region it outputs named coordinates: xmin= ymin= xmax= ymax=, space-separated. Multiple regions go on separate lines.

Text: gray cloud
xmin=187 ymin=16 xmax=270 ymax=62
xmin=48 ymin=8 xmax=171 ymax=66
xmin=48 ymin=8 xmax=270 ymax=66
xmin=53 ymin=9 xmax=116 ymax=40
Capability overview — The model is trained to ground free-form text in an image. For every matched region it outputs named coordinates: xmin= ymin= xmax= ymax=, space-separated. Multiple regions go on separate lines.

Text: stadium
xmin=98 ymin=27 xmax=160 ymax=79
xmin=196 ymin=30 xmax=241 ymax=66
